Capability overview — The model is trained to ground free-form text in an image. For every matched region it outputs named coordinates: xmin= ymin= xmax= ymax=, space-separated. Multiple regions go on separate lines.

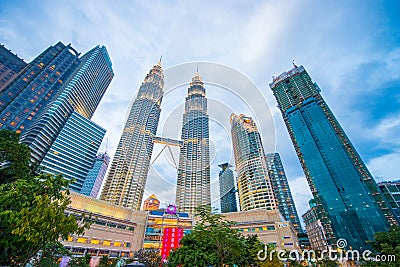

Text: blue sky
xmin=1 ymin=0 xmax=399 ymax=222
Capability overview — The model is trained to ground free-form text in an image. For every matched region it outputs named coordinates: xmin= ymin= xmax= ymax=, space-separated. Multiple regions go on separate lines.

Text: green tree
xmin=167 ymin=206 xmax=268 ymax=267
xmin=361 ymin=226 xmax=400 ymax=266
xmin=0 ymin=130 xmax=32 ymax=184
xmin=30 ymin=241 xmax=72 ymax=267
xmin=134 ymin=248 xmax=165 ymax=267
xmin=251 ymin=241 xmax=283 ymax=267
xmin=0 ymin=130 xmax=90 ymax=266
xmin=69 ymin=254 xmax=91 ymax=267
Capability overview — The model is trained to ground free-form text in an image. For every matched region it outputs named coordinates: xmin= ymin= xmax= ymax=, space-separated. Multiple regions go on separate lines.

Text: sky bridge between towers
xmin=150 ymin=136 xmax=182 ymax=169
xmin=153 ymin=136 xmax=183 ymax=147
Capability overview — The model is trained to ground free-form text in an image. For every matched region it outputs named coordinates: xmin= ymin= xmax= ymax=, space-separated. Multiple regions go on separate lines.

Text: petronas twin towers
xmin=101 ymin=62 xmax=210 ymax=213
xmin=100 ymin=61 xmax=165 ymax=210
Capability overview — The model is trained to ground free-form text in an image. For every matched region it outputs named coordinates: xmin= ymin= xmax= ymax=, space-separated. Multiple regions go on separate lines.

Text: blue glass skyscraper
xmin=0 ymin=44 xmax=27 ymax=91
xmin=378 ymin=181 xmax=400 ymax=223
xmin=0 ymin=42 xmax=80 ymax=133
xmin=0 ymin=42 xmax=113 ymax=194
xmin=265 ymin=152 xmax=302 ymax=233
xmin=80 ymin=153 xmax=110 ymax=198
xmin=218 ymin=163 xmax=237 ymax=213
xmin=270 ymin=65 xmax=397 ymax=249
xmin=21 ymin=45 xmax=114 ymax=163
xmin=40 ymin=112 xmax=105 ymax=192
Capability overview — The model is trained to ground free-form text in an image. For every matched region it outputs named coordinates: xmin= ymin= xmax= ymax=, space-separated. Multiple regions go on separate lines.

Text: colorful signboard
xmin=161 ymin=227 xmax=183 ymax=260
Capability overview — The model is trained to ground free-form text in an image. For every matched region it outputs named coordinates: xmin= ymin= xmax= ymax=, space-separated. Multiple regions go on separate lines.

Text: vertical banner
xmin=161 ymin=227 xmax=184 ymax=260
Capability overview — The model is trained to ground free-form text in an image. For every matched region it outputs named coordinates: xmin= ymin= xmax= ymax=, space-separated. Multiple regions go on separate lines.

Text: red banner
xmin=161 ymin=227 xmax=184 ymax=260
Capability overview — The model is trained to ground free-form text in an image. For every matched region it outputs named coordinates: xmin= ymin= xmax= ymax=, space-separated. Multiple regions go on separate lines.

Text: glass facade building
xmin=378 ymin=181 xmax=400 ymax=223
xmin=270 ymin=65 xmax=397 ymax=249
xmin=80 ymin=153 xmax=111 ymax=198
xmin=101 ymin=62 xmax=164 ymax=210
xmin=176 ymin=72 xmax=211 ymax=214
xmin=21 ymin=45 xmax=114 ymax=164
xmin=230 ymin=114 xmax=277 ymax=211
xmin=218 ymin=163 xmax=237 ymax=213
xmin=0 ymin=44 xmax=27 ymax=91
xmin=302 ymin=199 xmax=328 ymax=251
xmin=40 ymin=111 xmax=106 ymax=192
xmin=265 ymin=152 xmax=302 ymax=233
xmin=0 ymin=42 xmax=80 ymax=133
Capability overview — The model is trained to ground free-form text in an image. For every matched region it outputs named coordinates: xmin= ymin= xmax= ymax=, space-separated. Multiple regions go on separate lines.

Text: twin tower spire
xmin=100 ymin=61 xmax=210 ymax=213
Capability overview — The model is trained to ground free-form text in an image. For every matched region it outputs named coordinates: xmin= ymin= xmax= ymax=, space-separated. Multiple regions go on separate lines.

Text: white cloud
xmin=287 ymin=176 xmax=313 ymax=226
xmin=368 ymin=152 xmax=400 ymax=182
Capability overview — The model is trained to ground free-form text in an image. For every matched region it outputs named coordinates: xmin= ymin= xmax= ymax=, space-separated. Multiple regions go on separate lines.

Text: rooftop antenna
xmin=105 ymin=137 xmax=109 ymax=154
xmin=157 ymin=54 xmax=163 ymax=66
xmin=292 ymin=59 xmax=298 ymax=68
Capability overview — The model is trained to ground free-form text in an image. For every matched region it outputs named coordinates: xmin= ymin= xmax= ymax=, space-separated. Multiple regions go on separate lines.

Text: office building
xmin=302 ymin=199 xmax=328 ymax=251
xmin=62 ymin=192 xmax=147 ymax=258
xmin=378 ymin=180 xmax=400 ymax=222
xmin=218 ymin=163 xmax=237 ymax=213
xmin=265 ymin=153 xmax=302 ymax=233
xmin=0 ymin=42 xmax=80 ymax=132
xmin=21 ymin=45 xmax=113 ymax=164
xmin=101 ymin=62 xmax=164 ymax=210
xmin=222 ymin=209 xmax=299 ymax=251
xmin=176 ymin=71 xmax=211 ymax=214
xmin=81 ymin=153 xmax=111 ymax=198
xmin=270 ymin=65 xmax=396 ymax=249
xmin=143 ymin=194 xmax=161 ymax=211
xmin=230 ymin=114 xmax=276 ymax=211
xmin=40 ymin=112 xmax=105 ymax=192
xmin=0 ymin=44 xmax=27 ymax=91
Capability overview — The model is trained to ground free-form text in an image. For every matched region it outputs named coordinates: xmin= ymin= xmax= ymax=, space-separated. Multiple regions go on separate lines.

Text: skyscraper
xmin=302 ymin=199 xmax=328 ymax=251
xmin=80 ymin=153 xmax=111 ymax=198
xmin=230 ymin=114 xmax=276 ymax=211
xmin=218 ymin=163 xmax=237 ymax=213
xmin=101 ymin=62 xmax=164 ymax=210
xmin=40 ymin=111 xmax=106 ymax=192
xmin=0 ymin=44 xmax=27 ymax=91
xmin=265 ymin=153 xmax=302 ymax=233
xmin=175 ymin=71 xmax=211 ymax=214
xmin=378 ymin=181 xmax=400 ymax=223
xmin=0 ymin=42 xmax=80 ymax=132
xmin=21 ymin=45 xmax=114 ymax=163
xmin=270 ymin=65 xmax=396 ymax=249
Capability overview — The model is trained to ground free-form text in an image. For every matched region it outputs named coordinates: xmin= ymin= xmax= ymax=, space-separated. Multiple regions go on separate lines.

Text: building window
xmin=114 ymin=241 xmax=121 ymax=247
xmin=102 ymin=240 xmax=111 ymax=246
xmin=77 ymin=237 xmax=87 ymax=243
xmin=67 ymin=236 xmax=73 ymax=242
xmin=91 ymin=239 xmax=100 ymax=245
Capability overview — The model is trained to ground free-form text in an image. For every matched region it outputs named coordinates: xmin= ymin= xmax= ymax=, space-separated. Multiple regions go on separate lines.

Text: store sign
xmin=161 ymin=227 xmax=183 ymax=260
